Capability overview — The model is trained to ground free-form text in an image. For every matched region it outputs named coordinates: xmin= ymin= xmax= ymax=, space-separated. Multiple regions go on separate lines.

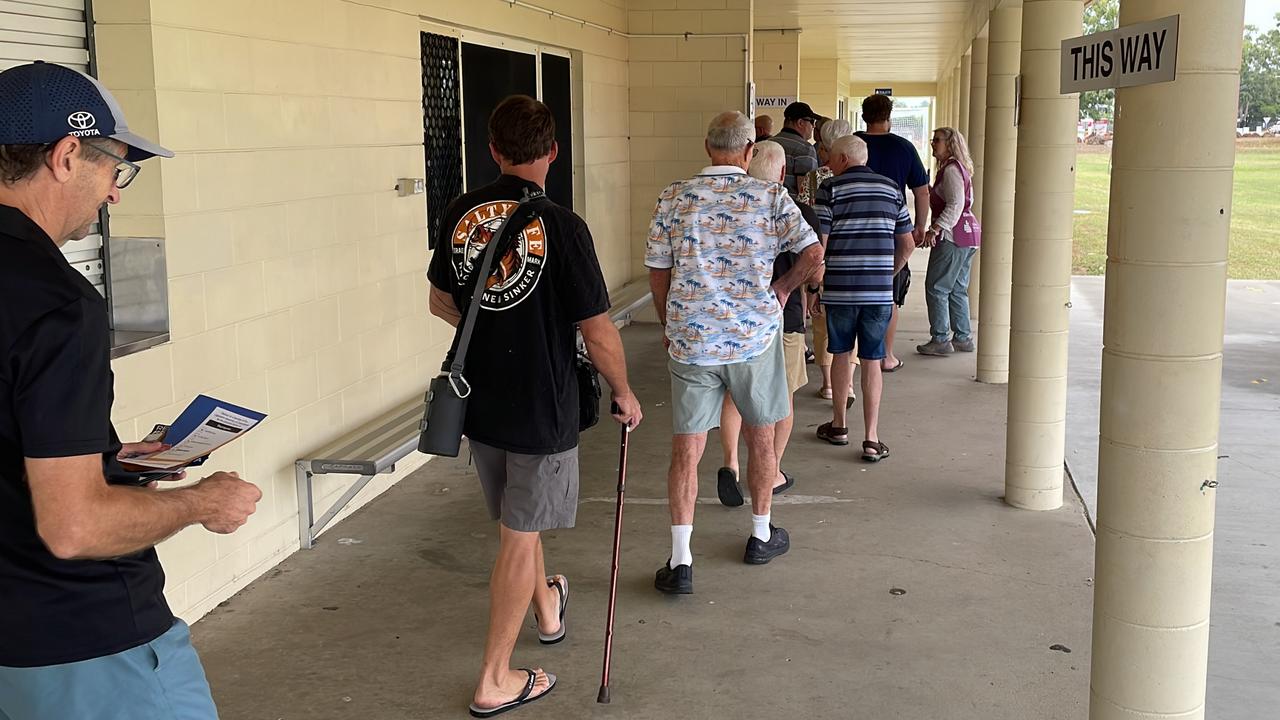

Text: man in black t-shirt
xmin=427 ymin=95 xmax=642 ymax=717
xmin=0 ymin=62 xmax=261 ymax=720
xmin=856 ymin=93 xmax=932 ymax=373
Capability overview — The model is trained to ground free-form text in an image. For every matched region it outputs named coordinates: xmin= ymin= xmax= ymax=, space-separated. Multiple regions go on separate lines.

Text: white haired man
xmin=813 ymin=135 xmax=915 ymax=463
xmin=647 ymin=113 xmax=823 ymax=594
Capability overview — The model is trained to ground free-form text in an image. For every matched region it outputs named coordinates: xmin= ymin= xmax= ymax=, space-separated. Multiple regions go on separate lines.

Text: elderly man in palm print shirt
xmin=645 ymin=111 xmax=822 ymax=596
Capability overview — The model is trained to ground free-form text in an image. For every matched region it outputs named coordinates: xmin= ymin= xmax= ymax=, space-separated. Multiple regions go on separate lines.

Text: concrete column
xmin=967 ymin=36 xmax=988 ymax=320
xmin=958 ymin=52 xmax=972 ymax=137
xmin=951 ymin=62 xmax=963 ymax=127
xmin=1088 ymin=0 xmax=1244 ymax=718
xmin=975 ymin=6 xmax=1021 ymax=384
xmin=1003 ymin=0 xmax=1083 ymax=511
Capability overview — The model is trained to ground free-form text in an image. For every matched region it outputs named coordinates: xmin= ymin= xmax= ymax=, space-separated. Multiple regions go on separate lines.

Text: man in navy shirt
xmin=855 ymin=94 xmax=930 ymax=373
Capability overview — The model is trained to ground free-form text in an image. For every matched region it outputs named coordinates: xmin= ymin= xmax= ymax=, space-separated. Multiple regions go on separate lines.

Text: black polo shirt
xmin=0 ymin=205 xmax=172 ymax=667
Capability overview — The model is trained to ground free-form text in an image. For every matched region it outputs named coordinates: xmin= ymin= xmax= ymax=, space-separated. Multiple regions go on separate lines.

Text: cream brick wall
xmin=751 ymin=28 xmax=799 ymax=130
xmin=799 ymin=57 xmax=839 ymax=119
xmin=627 ymin=0 xmax=751 ymax=271
xmin=93 ymin=0 xmax=633 ymax=622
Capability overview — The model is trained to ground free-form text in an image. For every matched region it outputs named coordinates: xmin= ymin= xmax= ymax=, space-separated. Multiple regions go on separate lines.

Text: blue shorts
xmin=0 ymin=620 xmax=217 ymax=720
xmin=824 ymin=304 xmax=893 ymax=360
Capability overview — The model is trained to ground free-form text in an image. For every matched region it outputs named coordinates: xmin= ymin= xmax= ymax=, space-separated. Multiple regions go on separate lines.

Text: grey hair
xmin=819 ymin=118 xmax=853 ymax=152
xmin=748 ymin=141 xmax=786 ymax=183
xmin=706 ymin=111 xmax=754 ymax=152
xmin=830 ymin=134 xmax=868 ymax=166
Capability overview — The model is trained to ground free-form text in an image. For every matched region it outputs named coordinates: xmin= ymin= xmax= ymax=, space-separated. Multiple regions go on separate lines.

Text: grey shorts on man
xmin=471 ymin=440 xmax=580 ymax=532
xmin=668 ymin=331 xmax=790 ymax=434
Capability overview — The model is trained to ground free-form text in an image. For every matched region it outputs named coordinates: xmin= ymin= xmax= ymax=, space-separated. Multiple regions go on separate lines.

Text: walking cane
xmin=597 ymin=403 xmax=630 ymax=704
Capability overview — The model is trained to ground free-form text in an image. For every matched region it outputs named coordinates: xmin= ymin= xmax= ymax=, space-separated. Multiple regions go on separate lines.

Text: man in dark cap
xmin=771 ymin=101 xmax=821 ymax=196
xmin=0 ymin=61 xmax=262 ymax=719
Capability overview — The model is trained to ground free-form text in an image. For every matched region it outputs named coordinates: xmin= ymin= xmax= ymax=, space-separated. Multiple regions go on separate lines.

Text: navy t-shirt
xmin=855 ymin=131 xmax=930 ymax=200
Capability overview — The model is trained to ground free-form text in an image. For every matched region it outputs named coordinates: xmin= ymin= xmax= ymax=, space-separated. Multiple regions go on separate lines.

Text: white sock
xmin=670 ymin=525 xmax=693 ymax=568
xmin=752 ymin=514 xmax=772 ymax=542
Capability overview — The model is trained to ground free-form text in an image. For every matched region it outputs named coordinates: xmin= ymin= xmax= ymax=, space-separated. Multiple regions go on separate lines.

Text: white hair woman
xmin=916 ymin=127 xmax=981 ymax=356
xmin=714 ymin=139 xmax=814 ymax=505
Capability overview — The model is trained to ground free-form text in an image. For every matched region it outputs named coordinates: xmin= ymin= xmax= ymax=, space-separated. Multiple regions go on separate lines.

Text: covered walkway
xmin=191 ymin=296 xmax=1096 ymax=719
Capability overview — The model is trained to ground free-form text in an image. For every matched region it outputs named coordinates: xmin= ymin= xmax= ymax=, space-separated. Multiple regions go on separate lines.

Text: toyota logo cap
xmin=0 ymin=60 xmax=173 ymax=161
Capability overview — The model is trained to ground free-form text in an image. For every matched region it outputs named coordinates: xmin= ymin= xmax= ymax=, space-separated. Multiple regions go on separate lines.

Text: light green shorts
xmin=669 ymin=332 xmax=790 ymax=435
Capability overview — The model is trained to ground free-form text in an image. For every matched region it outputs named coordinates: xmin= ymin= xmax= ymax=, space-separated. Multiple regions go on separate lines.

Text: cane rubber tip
xmin=597 ymin=686 xmax=611 ymax=704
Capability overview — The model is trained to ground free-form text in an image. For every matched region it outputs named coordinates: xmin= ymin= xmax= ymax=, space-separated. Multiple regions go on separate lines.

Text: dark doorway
xmin=460 ymin=42 xmax=537 ymax=195
xmin=540 ymin=53 xmax=573 ymax=209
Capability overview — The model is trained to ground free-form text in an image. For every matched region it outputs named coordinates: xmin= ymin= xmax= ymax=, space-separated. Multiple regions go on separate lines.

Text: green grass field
xmin=1071 ymin=141 xmax=1280 ymax=279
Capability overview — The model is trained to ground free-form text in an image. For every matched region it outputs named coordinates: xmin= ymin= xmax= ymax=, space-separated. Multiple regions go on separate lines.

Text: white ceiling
xmin=753 ymin=0 xmax=983 ymax=82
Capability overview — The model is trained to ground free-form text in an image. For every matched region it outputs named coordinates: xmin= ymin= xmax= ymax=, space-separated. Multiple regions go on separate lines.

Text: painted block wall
xmin=752 ymin=28 xmax=799 ymax=129
xmin=627 ymin=0 xmax=752 ymax=272
xmin=91 ymin=0 xmax=631 ymax=622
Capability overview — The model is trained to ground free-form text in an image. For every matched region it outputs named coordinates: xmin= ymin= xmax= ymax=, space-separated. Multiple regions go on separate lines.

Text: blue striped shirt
xmin=814 ymin=166 xmax=913 ymax=306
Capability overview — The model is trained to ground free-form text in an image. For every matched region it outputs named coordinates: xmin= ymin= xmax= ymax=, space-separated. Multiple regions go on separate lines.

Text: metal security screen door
xmin=421 ymin=32 xmax=464 ymax=250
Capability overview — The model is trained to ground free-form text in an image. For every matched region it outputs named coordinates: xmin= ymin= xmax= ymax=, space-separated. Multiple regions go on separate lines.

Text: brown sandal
xmin=861 ymin=441 xmax=890 ymax=462
xmin=817 ymin=422 xmax=849 ymax=446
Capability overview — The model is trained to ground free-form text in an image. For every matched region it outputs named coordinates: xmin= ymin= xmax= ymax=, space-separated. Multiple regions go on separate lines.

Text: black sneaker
xmin=717 ymin=467 xmax=744 ymax=507
xmin=743 ymin=525 xmax=790 ymax=565
xmin=654 ymin=560 xmax=693 ymax=594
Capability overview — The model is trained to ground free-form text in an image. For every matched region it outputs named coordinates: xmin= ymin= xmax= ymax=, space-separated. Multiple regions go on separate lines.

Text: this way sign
xmin=1061 ymin=15 xmax=1179 ymax=93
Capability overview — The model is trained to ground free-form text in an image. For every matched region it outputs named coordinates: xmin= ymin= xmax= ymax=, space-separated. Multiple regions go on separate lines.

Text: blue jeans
xmin=824 ymin=304 xmax=893 ymax=360
xmin=0 ymin=620 xmax=218 ymax=720
xmin=924 ymin=241 xmax=977 ymax=343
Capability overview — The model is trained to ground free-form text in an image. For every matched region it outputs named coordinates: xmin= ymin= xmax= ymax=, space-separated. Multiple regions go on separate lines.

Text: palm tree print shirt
xmin=645 ymin=166 xmax=819 ymax=366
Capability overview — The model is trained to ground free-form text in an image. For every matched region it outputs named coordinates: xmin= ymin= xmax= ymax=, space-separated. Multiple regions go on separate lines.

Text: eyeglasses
xmin=84 ymin=141 xmax=142 ymax=189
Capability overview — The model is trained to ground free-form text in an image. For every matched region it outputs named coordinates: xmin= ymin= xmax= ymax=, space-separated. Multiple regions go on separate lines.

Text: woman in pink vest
xmin=916 ymin=127 xmax=981 ymax=357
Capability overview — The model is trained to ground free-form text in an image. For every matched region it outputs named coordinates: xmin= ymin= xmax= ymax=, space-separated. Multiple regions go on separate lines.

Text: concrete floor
xmin=193 ymin=296 xmax=1096 ymax=720
xmin=1066 ymin=276 xmax=1280 ymax=720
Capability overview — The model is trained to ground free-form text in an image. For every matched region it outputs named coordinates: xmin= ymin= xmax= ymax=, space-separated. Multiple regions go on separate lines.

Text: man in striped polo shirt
xmin=812 ymin=135 xmax=915 ymax=462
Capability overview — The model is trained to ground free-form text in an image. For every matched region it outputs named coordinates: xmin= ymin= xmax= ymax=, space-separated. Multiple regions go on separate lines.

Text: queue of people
xmin=0 ymin=55 xmax=978 ymax=718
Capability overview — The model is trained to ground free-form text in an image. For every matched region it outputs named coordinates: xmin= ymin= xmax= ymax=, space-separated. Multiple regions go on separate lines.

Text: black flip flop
xmin=535 ymin=576 xmax=568 ymax=645
xmin=772 ymin=470 xmax=795 ymax=495
xmin=861 ymin=441 xmax=890 ymax=462
xmin=468 ymin=668 xmax=557 ymax=718
xmin=883 ymin=359 xmax=905 ymax=373
xmin=717 ymin=466 xmax=744 ymax=507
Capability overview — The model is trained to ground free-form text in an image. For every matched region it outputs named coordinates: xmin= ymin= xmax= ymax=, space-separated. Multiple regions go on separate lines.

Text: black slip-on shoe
xmin=717 ymin=466 xmax=744 ymax=507
xmin=654 ymin=560 xmax=693 ymax=594
xmin=743 ymin=525 xmax=790 ymax=565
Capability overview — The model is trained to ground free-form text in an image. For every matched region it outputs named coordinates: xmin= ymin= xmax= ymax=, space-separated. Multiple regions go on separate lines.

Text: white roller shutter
xmin=0 ymin=1 xmax=102 ymax=295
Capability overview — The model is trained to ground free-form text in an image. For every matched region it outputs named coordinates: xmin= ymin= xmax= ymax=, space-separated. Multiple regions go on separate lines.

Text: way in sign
xmin=1071 ymin=26 xmax=1170 ymax=82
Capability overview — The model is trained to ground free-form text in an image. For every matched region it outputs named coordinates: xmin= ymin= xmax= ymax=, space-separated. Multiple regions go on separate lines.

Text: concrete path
xmin=193 ymin=313 xmax=1095 ymax=719
xmin=1066 ymin=276 xmax=1280 ymax=720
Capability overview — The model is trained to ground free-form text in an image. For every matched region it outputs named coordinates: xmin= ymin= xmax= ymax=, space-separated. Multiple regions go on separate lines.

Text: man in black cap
xmin=0 ymin=61 xmax=262 ymax=720
xmin=772 ymin=101 xmax=821 ymax=196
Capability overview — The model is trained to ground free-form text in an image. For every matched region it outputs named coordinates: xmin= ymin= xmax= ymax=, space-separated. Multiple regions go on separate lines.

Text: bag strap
xmin=444 ymin=188 xmax=549 ymax=396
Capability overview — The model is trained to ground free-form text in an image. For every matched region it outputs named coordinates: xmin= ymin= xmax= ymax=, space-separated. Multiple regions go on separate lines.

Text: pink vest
xmin=928 ymin=159 xmax=981 ymax=248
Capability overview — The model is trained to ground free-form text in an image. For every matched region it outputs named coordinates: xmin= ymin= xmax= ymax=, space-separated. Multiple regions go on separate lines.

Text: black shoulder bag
xmin=418 ymin=190 xmax=549 ymax=457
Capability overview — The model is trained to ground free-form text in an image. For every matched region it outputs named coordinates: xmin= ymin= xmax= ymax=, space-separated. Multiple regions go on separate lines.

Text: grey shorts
xmin=669 ymin=331 xmax=790 ymax=435
xmin=471 ymin=440 xmax=579 ymax=532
